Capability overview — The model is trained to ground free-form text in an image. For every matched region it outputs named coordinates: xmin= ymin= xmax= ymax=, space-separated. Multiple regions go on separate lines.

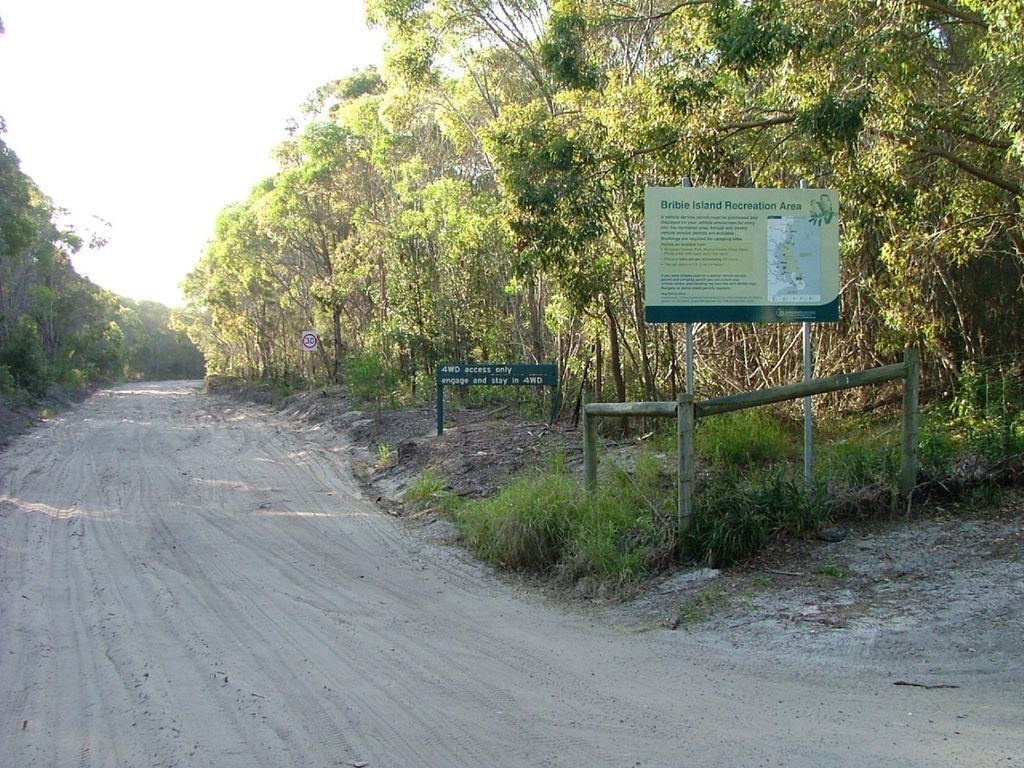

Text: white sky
xmin=0 ymin=1 xmax=385 ymax=307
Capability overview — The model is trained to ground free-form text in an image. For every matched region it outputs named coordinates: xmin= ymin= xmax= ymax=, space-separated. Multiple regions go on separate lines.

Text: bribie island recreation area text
xmin=658 ymin=199 xmax=807 ymax=211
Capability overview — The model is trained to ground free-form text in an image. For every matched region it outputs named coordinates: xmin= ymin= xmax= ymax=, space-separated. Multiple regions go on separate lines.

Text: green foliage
xmin=540 ymin=3 xmax=601 ymax=91
xmin=709 ymin=0 xmax=808 ymax=75
xmin=0 ymin=132 xmax=202 ymax=404
xmin=814 ymin=563 xmax=848 ymax=579
xmin=454 ymin=443 xmax=828 ymax=586
xmin=686 ymin=469 xmax=827 ymax=568
xmin=815 ymin=414 xmax=901 ymax=490
xmin=0 ymin=316 xmax=46 ymax=395
xmin=455 ymin=450 xmax=677 ymax=590
xmin=696 ymin=409 xmax=799 ymax=466
xmin=123 ymin=301 xmax=205 ymax=380
xmin=797 ymin=95 xmax=869 ymax=149
xmin=911 ymin=365 xmax=1024 ymax=480
xmin=405 ymin=468 xmax=446 ymax=504
xmin=485 ymin=104 xmax=612 ymax=309
xmin=179 ymin=1 xmax=1021 ymax=453
xmin=949 ymin=362 xmax=1023 ymax=458
xmin=456 ymin=471 xmax=586 ymax=572
xmin=337 ymin=68 xmax=386 ymax=100
xmin=344 ymin=349 xmax=400 ymax=408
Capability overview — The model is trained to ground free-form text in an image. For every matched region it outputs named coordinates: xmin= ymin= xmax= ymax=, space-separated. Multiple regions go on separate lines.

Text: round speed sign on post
xmin=300 ymin=330 xmax=319 ymax=352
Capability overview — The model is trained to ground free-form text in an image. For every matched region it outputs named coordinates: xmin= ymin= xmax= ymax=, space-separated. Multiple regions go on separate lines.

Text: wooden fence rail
xmin=582 ymin=348 xmax=921 ymax=532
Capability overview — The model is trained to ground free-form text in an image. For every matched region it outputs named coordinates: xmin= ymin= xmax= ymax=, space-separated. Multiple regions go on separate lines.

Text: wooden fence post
xmin=677 ymin=394 xmax=695 ymax=532
xmin=900 ymin=347 xmax=920 ymax=499
xmin=582 ymin=391 xmax=598 ymax=492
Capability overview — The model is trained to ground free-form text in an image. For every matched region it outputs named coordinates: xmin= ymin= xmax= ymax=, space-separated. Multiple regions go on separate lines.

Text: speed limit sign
xmin=300 ymin=330 xmax=319 ymax=352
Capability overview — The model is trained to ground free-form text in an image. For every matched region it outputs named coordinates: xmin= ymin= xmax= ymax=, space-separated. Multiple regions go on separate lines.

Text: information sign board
xmin=435 ymin=363 xmax=558 ymax=435
xmin=644 ymin=187 xmax=840 ymax=323
xmin=436 ymin=363 xmax=557 ymax=387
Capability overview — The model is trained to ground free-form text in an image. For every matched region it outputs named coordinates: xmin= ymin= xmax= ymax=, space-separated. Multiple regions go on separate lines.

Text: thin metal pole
xmin=800 ymin=180 xmax=813 ymax=492
xmin=677 ymin=394 xmax=695 ymax=533
xmin=803 ymin=320 xmax=813 ymax=491
xmin=682 ymin=176 xmax=695 ymax=396
xmin=686 ymin=323 xmax=695 ymax=396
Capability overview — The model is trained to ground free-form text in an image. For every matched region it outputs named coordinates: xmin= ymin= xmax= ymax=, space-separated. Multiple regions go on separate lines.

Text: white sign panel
xmin=300 ymin=330 xmax=319 ymax=352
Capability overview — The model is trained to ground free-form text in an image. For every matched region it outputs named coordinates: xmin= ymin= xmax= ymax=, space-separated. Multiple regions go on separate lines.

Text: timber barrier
xmin=582 ymin=348 xmax=921 ymax=531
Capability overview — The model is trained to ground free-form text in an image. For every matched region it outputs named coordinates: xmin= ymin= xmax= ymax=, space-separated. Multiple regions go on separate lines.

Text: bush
xmin=696 ymin=408 xmax=799 ymax=465
xmin=819 ymin=422 xmax=900 ymax=488
xmin=0 ymin=316 xmax=48 ymax=396
xmin=455 ymin=472 xmax=586 ymax=571
xmin=454 ymin=450 xmax=680 ymax=591
xmin=344 ymin=350 xmax=400 ymax=414
xmin=685 ymin=469 xmax=826 ymax=568
xmin=403 ymin=469 xmax=462 ymax=516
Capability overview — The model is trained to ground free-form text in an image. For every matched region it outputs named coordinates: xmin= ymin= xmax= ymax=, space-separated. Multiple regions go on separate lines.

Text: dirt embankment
xmin=0 ymin=388 xmax=91 ymax=451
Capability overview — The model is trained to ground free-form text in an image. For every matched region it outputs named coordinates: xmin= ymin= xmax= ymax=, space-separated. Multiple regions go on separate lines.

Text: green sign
xmin=644 ymin=187 xmax=840 ymax=323
xmin=435 ymin=363 xmax=558 ymax=435
xmin=436 ymin=363 xmax=557 ymax=387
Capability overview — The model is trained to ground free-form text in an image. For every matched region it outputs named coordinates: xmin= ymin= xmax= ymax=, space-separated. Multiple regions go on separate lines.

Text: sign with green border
xmin=435 ymin=363 xmax=558 ymax=435
xmin=644 ymin=187 xmax=840 ymax=323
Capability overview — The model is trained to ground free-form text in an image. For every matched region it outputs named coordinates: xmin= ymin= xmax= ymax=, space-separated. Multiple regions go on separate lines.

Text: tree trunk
xmin=332 ymin=306 xmax=343 ymax=383
xmin=605 ymin=300 xmax=626 ymax=404
xmin=527 ymin=276 xmax=546 ymax=363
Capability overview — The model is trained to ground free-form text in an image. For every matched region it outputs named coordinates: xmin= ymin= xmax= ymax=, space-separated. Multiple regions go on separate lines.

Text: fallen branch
xmin=894 ymin=680 xmax=960 ymax=690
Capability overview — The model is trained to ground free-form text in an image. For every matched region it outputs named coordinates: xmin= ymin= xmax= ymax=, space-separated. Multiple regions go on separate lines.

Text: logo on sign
xmin=301 ymin=331 xmax=319 ymax=351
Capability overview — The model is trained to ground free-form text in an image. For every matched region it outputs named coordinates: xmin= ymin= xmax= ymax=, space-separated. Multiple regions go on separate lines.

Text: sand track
xmin=1 ymin=382 xmax=1019 ymax=767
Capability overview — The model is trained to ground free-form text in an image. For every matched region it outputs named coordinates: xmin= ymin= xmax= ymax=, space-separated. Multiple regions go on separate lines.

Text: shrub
xmin=344 ymin=350 xmax=399 ymax=413
xmin=685 ymin=469 xmax=826 ymax=567
xmin=455 ymin=472 xmax=586 ymax=571
xmin=696 ymin=408 xmax=799 ymax=466
xmin=820 ymin=425 xmax=899 ymax=488
xmin=403 ymin=468 xmax=461 ymax=516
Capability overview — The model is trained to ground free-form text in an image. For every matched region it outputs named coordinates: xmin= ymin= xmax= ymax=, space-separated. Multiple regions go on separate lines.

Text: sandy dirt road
xmin=1 ymin=382 xmax=1019 ymax=767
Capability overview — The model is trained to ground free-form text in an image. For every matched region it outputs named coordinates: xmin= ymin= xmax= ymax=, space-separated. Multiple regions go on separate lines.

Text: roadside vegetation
xmin=405 ymin=368 xmax=1023 ymax=595
xmin=0 ymin=130 xmax=205 ymax=434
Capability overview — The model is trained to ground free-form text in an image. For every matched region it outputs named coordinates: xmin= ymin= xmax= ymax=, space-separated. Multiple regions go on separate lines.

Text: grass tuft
xmin=455 ymin=472 xmax=585 ymax=572
xmin=685 ymin=469 xmax=827 ymax=568
xmin=814 ymin=563 xmax=848 ymax=579
xmin=404 ymin=469 xmax=461 ymax=516
xmin=695 ymin=408 xmax=799 ymax=466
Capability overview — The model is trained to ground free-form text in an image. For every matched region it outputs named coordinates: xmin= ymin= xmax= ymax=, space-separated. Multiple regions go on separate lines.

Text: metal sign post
xmin=301 ymin=330 xmax=319 ymax=382
xmin=800 ymin=180 xmax=814 ymax=492
xmin=681 ymin=177 xmax=695 ymax=396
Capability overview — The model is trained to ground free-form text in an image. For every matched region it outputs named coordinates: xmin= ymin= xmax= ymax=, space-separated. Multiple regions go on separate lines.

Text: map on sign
xmin=766 ymin=216 xmax=822 ymax=304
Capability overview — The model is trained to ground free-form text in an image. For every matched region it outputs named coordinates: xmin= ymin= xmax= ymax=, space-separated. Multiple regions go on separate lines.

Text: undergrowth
xmin=438 ymin=372 xmax=1024 ymax=595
